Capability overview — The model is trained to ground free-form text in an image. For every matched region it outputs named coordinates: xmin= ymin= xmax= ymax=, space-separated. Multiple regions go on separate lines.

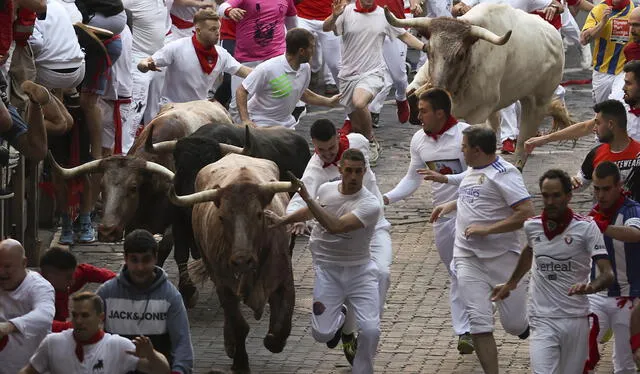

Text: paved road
xmin=47 ymin=47 xmax=624 ymax=373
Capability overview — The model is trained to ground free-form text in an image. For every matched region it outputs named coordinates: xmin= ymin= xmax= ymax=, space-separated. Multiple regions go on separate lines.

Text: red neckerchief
xmin=624 ymin=42 xmax=640 ymax=62
xmin=629 ymin=107 xmax=640 ymax=117
xmin=590 ymin=194 xmax=625 ymax=223
xmin=541 ymin=207 xmax=573 ymax=240
xmin=354 ymin=0 xmax=377 ymax=13
xmin=191 ymin=33 xmax=218 ymax=75
xmin=321 ymin=134 xmax=350 ymax=168
xmin=425 ymin=115 xmax=457 ymax=140
xmin=0 ymin=335 xmax=7 ymax=352
xmin=74 ymin=329 xmax=105 ymax=362
xmin=604 ymin=0 xmax=630 ymax=11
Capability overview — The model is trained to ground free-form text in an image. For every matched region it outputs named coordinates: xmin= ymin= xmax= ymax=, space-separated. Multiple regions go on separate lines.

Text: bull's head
xmin=143 ymin=123 xmax=245 ymax=156
xmin=168 ymin=180 xmax=296 ymax=273
xmin=385 ymin=7 xmax=511 ymax=94
xmin=47 ymin=152 xmax=175 ymax=242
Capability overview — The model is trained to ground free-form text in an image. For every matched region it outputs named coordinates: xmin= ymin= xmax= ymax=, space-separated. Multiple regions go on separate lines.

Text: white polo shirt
xmin=453 ymin=156 xmax=531 ymax=258
xmin=242 ymin=54 xmax=311 ymax=128
xmin=525 ymin=214 xmax=608 ymax=318
xmin=152 ymin=37 xmax=242 ymax=105
xmin=29 ymin=329 xmax=139 ymax=374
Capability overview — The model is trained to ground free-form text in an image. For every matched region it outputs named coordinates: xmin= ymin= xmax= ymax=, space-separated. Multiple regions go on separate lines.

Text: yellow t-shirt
xmin=583 ymin=2 xmax=634 ymax=75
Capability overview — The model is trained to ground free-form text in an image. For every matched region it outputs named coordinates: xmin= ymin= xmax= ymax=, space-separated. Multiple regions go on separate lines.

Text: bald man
xmin=0 ymin=239 xmax=55 ymax=374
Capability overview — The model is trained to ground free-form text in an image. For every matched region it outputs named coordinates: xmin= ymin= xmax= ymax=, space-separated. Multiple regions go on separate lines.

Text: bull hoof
xmin=264 ymin=333 xmax=286 ymax=353
xmin=224 ymin=340 xmax=236 ymax=359
xmin=230 ymin=364 xmax=251 ymax=374
xmin=179 ymin=284 xmax=199 ymax=309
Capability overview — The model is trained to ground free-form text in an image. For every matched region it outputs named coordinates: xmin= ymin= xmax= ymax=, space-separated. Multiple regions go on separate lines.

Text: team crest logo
xmin=478 ymin=175 xmax=486 ymax=184
xmin=545 ymin=221 xmax=557 ymax=231
xmin=564 ymin=236 xmax=573 ymax=245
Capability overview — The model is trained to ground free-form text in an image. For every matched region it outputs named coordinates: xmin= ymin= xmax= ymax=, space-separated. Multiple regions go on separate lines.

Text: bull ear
xmin=242 ymin=125 xmax=253 ymax=156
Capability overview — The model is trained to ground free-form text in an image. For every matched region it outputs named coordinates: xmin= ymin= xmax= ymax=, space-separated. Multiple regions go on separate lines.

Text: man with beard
xmin=236 ymin=28 xmax=340 ymax=129
xmin=572 ymin=99 xmax=640 ymax=202
xmin=492 ymin=169 xmax=613 ymax=374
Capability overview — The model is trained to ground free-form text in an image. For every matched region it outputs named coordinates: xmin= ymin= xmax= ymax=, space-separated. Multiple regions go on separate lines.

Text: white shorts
xmin=454 ymin=252 xmax=529 ymax=335
xmin=338 ymin=71 xmax=386 ymax=114
xmin=35 ymin=61 xmax=86 ymax=89
xmin=529 ymin=316 xmax=589 ymax=374
xmin=592 ymin=70 xmax=619 ymax=104
xmin=99 ymin=97 xmax=133 ymax=153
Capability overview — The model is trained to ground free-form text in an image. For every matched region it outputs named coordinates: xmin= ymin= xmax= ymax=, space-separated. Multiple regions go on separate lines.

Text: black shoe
xmin=371 ymin=112 xmax=380 ymax=128
xmin=292 ymin=106 xmax=307 ymax=125
xmin=518 ymin=325 xmax=530 ymax=340
xmin=341 ymin=333 xmax=357 ymax=365
xmin=326 ymin=305 xmax=347 ymax=349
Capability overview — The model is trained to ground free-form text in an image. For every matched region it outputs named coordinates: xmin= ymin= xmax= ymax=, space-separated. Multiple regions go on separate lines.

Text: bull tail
xmin=188 ymin=259 xmax=211 ymax=284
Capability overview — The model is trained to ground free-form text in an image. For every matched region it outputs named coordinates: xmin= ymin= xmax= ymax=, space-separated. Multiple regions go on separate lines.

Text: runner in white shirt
xmin=382 ymin=88 xmax=473 ymax=354
xmin=20 ymin=291 xmax=170 ymax=374
xmin=0 ymin=239 xmax=55 ymax=374
xmin=269 ymin=149 xmax=382 ymax=374
xmin=492 ymin=169 xmax=613 ymax=374
xmin=430 ymin=126 xmax=535 ymax=374
xmin=237 ymin=28 xmax=340 ymax=129
xmin=286 ymin=118 xmax=391 ymax=365
xmin=137 ymin=9 xmax=251 ymax=118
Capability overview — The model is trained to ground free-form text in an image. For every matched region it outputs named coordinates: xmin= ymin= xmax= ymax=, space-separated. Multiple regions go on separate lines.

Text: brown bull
xmin=169 ymin=154 xmax=296 ymax=373
xmin=48 ymin=99 xmax=232 ymax=308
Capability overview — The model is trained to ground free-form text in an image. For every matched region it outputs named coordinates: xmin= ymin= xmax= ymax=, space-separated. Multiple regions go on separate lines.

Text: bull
xmin=169 ymin=154 xmax=297 ymax=373
xmin=48 ymin=100 xmax=232 ymax=307
xmin=386 ymin=3 xmax=564 ymax=169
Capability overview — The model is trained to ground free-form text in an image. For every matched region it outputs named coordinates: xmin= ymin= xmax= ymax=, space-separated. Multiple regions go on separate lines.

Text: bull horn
xmin=143 ymin=161 xmax=175 ymax=180
xmin=219 ymin=143 xmax=244 ymax=155
xmin=144 ymin=125 xmax=177 ymax=154
xmin=168 ymin=185 xmax=220 ymax=207
xmin=384 ymin=6 xmax=432 ymax=29
xmin=259 ymin=181 xmax=297 ymax=195
xmin=47 ymin=150 xmax=103 ymax=179
xmin=469 ymin=26 xmax=511 ymax=45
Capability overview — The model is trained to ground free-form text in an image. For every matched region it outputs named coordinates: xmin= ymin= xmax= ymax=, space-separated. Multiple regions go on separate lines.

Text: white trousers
xmin=369 ymin=36 xmax=408 ymax=114
xmin=99 ymin=97 xmax=134 ymax=153
xmin=529 ymin=316 xmax=589 ymax=374
xmin=455 ymin=252 xmax=529 ymax=335
xmin=592 ymin=70 xmax=618 ymax=104
xmin=434 ymin=218 xmax=471 ymax=336
xmin=312 ymin=261 xmax=380 ymax=374
xmin=561 ymin=9 xmax=581 ymax=47
xmin=297 ymin=17 xmax=340 ymax=85
xmin=500 ymin=101 xmax=521 ymax=142
xmin=589 ymin=294 xmax=637 ymax=374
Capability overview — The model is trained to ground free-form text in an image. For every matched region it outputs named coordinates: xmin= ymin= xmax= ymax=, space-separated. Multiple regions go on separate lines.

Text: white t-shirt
xmin=525 ymin=214 xmax=608 ymax=318
xmin=385 ymin=123 xmax=469 ymax=208
xmin=122 ymin=0 xmax=168 ymax=57
xmin=152 ymin=37 xmax=242 ymax=105
xmin=453 ymin=156 xmax=531 ymax=258
xmin=309 ymin=180 xmax=382 ymax=266
xmin=103 ymin=25 xmax=133 ymax=100
xmin=287 ymin=133 xmax=390 ymax=230
xmin=54 ymin=0 xmax=83 ymax=22
xmin=243 ymin=55 xmax=311 ymax=128
xmin=335 ymin=4 xmax=406 ymax=79
xmin=30 ymin=329 xmax=140 ymax=374
xmin=0 ymin=271 xmax=55 ymax=374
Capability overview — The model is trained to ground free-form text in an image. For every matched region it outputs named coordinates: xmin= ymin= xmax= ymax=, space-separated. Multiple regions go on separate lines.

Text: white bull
xmin=387 ymin=3 xmax=565 ymax=169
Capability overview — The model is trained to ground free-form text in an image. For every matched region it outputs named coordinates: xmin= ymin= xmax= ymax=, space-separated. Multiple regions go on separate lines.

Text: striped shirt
xmin=583 ymin=2 xmax=634 ymax=75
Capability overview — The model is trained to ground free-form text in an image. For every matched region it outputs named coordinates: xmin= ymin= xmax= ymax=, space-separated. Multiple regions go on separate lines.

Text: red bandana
xmin=425 ymin=115 xmax=458 ymax=140
xmin=354 ymin=0 xmax=377 ymax=13
xmin=321 ymin=134 xmax=350 ymax=168
xmin=624 ymin=42 xmax=640 ymax=62
xmin=191 ymin=34 xmax=218 ymax=75
xmin=0 ymin=335 xmax=7 ymax=352
xmin=541 ymin=207 xmax=573 ymax=240
xmin=74 ymin=329 xmax=105 ymax=362
xmin=604 ymin=0 xmax=630 ymax=10
xmin=590 ymin=194 xmax=625 ymax=223
xmin=629 ymin=107 xmax=640 ymax=117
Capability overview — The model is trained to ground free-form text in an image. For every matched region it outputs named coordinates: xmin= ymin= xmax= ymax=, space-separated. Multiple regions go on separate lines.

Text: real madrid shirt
xmin=453 ymin=156 xmax=531 ymax=258
xmin=525 ymin=215 xmax=608 ymax=318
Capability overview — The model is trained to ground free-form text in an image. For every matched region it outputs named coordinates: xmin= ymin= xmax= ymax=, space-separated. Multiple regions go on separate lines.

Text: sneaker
xmin=75 ymin=214 xmax=96 ymax=243
xmin=338 ymin=119 xmax=352 ymax=136
xmin=325 ymin=84 xmax=339 ymax=96
xmin=341 ymin=333 xmax=357 ymax=365
xmin=457 ymin=333 xmax=474 ymax=355
xmin=369 ymin=139 xmax=380 ymax=167
xmin=59 ymin=214 xmax=74 ymax=245
xmin=292 ymin=106 xmax=307 ymax=126
xmin=396 ymin=99 xmax=410 ymax=123
xmin=371 ymin=112 xmax=380 ymax=128
xmin=501 ymin=138 xmax=516 ymax=154
xmin=327 ymin=305 xmax=348 ymax=349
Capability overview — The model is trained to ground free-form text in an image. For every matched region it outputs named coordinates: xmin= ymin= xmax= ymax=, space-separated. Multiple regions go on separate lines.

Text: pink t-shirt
xmin=227 ymin=0 xmax=297 ymax=62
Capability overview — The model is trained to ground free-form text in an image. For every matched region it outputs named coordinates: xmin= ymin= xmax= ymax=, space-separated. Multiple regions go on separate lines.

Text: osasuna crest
xmin=545 ymin=220 xmax=557 ymax=231
xmin=564 ymin=235 xmax=573 ymax=245
xmin=478 ymin=174 xmax=486 ymax=184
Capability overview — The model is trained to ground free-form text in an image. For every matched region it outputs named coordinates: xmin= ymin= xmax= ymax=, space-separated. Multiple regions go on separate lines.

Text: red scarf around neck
xmin=426 ymin=115 xmax=458 ymax=140
xmin=590 ymin=194 xmax=625 ymax=223
xmin=74 ymin=329 xmax=105 ymax=362
xmin=355 ymin=0 xmax=377 ymax=13
xmin=541 ymin=207 xmax=573 ymax=240
xmin=191 ymin=33 xmax=218 ymax=75
xmin=321 ymin=133 xmax=350 ymax=168
xmin=604 ymin=0 xmax=630 ymax=11
xmin=629 ymin=107 xmax=640 ymax=117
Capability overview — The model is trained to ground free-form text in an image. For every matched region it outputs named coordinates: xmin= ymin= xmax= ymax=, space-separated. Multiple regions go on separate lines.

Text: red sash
xmin=170 ymin=13 xmax=194 ymax=29
xmin=113 ymin=98 xmax=132 ymax=155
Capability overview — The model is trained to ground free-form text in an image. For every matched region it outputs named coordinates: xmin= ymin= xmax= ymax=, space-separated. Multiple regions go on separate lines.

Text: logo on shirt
xmin=108 ymin=310 xmax=168 ymax=321
xmin=536 ymin=255 xmax=573 ymax=280
xmin=564 ymin=235 xmax=573 ymax=245
xmin=269 ymin=73 xmax=293 ymax=98
xmin=93 ymin=359 xmax=104 ymax=373
xmin=459 ymin=186 xmax=481 ymax=203
xmin=478 ymin=175 xmax=486 ymax=184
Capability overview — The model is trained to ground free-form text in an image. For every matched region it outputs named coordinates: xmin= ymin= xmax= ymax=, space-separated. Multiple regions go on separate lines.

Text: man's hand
xmin=327 ymin=94 xmax=342 ymax=107
xmin=568 ymin=283 xmax=596 ymax=295
xmin=524 ymin=135 xmax=548 ymax=154
xmin=241 ymin=119 xmax=257 ymax=128
xmin=331 ymin=0 xmax=348 ymax=18
xmin=430 ymin=201 xmax=455 ymax=223
xmin=0 ymin=322 xmax=16 ymax=339
xmin=227 ymin=7 xmax=246 ymax=21
xmin=137 ymin=58 xmax=161 ymax=73
xmin=287 ymin=171 xmax=310 ymax=201
xmin=126 ymin=336 xmax=155 ymax=359
xmin=411 ymin=2 xmax=423 ymax=16
xmin=571 ymin=176 xmax=583 ymax=189
xmin=417 ymin=169 xmax=448 ymax=183
xmin=491 ymin=282 xmax=517 ymax=301
xmin=602 ymin=6 xmax=612 ymax=21
xmin=464 ymin=224 xmax=490 ymax=238
xmin=452 ymin=2 xmax=470 ymax=16
xmin=289 ymin=222 xmax=310 ymax=236
xmin=543 ymin=4 xmax=559 ymax=21
xmin=383 ymin=195 xmax=390 ymax=205
xmin=264 ymin=209 xmax=286 ymax=228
